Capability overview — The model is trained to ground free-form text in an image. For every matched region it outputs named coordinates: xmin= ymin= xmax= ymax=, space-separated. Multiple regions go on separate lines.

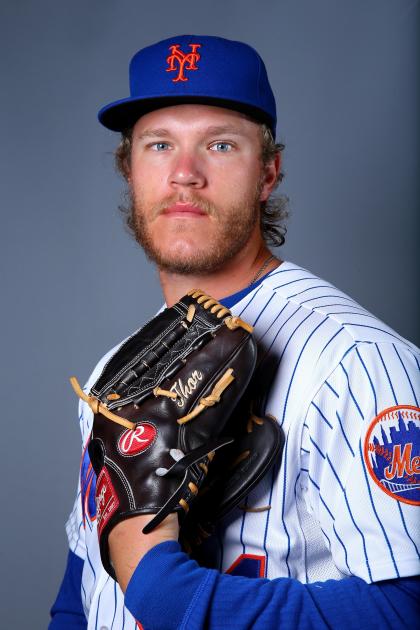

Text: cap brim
xmin=98 ymin=95 xmax=275 ymax=135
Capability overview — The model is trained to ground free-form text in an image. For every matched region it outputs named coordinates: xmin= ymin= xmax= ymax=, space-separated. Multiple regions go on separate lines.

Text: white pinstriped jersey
xmin=66 ymin=261 xmax=420 ymax=628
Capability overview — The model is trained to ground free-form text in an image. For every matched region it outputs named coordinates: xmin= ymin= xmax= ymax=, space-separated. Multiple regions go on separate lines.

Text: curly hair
xmin=115 ymin=121 xmax=288 ymax=247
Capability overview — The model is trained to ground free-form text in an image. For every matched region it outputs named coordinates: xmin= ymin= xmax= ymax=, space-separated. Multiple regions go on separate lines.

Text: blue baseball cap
xmin=98 ymin=35 xmax=277 ymax=137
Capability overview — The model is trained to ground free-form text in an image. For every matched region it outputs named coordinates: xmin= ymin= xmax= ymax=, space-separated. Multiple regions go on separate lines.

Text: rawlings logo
xmin=170 ymin=370 xmax=203 ymax=407
xmin=166 ymin=43 xmax=201 ymax=82
xmin=118 ymin=423 xmax=157 ymax=456
xmin=364 ymin=405 xmax=420 ymax=505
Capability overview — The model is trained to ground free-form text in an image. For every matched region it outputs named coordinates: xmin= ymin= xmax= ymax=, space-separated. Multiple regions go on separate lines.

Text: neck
xmin=159 ymin=237 xmax=281 ymax=307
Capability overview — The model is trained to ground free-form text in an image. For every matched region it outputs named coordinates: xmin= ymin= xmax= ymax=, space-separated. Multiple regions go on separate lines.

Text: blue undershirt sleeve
xmin=125 ymin=541 xmax=420 ymax=630
xmin=49 ymin=550 xmax=87 ymax=629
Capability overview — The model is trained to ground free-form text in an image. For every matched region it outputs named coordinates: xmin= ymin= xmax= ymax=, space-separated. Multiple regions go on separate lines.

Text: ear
xmin=259 ymin=152 xmax=281 ymax=202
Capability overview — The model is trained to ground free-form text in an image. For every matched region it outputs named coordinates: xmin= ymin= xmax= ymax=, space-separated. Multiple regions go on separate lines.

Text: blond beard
xmin=127 ymin=187 xmax=262 ymax=275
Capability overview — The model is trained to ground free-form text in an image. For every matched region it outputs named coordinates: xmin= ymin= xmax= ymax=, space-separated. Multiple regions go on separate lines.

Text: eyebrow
xmin=203 ymin=125 xmax=247 ymax=136
xmin=136 ymin=128 xmax=171 ymax=141
xmin=136 ymin=125 xmax=247 ymax=141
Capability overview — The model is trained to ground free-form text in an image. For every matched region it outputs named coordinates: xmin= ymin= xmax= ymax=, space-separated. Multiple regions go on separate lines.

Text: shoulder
xmin=232 ymin=261 xmax=418 ymax=411
xmin=235 ymin=260 xmax=418 ymax=353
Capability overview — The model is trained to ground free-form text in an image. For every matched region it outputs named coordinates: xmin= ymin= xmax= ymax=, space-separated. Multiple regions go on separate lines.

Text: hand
xmin=109 ymin=513 xmax=179 ymax=592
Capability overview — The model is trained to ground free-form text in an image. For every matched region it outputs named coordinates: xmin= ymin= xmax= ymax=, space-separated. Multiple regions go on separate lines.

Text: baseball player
xmin=50 ymin=35 xmax=419 ymax=629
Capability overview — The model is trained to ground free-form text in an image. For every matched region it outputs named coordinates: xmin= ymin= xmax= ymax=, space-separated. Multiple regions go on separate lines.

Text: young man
xmin=50 ymin=35 xmax=419 ymax=629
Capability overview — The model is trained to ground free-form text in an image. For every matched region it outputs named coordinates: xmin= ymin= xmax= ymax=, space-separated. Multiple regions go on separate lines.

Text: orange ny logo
xmin=166 ymin=43 xmax=201 ymax=82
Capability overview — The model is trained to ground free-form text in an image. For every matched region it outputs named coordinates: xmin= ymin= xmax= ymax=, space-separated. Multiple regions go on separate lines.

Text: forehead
xmin=132 ymin=103 xmax=262 ymax=138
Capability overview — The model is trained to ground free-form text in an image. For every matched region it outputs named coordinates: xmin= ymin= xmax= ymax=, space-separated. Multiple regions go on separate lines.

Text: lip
xmin=162 ymin=202 xmax=208 ymax=217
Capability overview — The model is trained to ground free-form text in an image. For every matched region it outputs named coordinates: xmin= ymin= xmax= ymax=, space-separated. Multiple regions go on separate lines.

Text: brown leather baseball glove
xmin=71 ymin=289 xmax=262 ymax=576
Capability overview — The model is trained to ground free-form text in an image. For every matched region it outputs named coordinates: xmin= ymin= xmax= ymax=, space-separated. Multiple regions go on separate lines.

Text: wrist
xmin=109 ymin=513 xmax=179 ymax=592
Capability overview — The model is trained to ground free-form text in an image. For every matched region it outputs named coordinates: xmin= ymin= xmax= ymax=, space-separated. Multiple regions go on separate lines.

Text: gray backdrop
xmin=1 ymin=0 xmax=418 ymax=627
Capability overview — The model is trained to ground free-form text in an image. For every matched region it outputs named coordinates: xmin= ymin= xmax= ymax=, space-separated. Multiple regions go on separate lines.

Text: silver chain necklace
xmin=249 ymin=254 xmax=275 ymax=287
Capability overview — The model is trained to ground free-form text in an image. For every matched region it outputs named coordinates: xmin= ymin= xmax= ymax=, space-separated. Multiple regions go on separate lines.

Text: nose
xmin=169 ymin=150 xmax=206 ymax=189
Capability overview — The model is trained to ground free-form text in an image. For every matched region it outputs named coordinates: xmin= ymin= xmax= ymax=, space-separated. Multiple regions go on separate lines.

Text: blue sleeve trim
xmin=125 ymin=541 xmax=218 ymax=629
xmin=49 ymin=550 xmax=87 ymax=629
xmin=125 ymin=541 xmax=420 ymax=630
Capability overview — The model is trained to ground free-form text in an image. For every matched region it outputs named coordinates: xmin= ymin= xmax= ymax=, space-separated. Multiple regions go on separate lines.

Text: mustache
xmin=148 ymin=194 xmax=217 ymax=219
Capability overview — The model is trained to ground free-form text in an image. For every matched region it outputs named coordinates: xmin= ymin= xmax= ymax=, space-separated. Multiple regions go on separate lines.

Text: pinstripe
xmin=340 ymin=362 xmax=364 ymax=420
xmin=308 ymin=475 xmax=335 ymax=521
xmin=311 ymin=403 xmax=333 ymax=429
xmin=95 ymin=586 xmax=102 ymax=630
xmin=287 ymin=284 xmax=333 ymax=300
xmin=81 ymin=580 xmax=87 ymax=610
xmin=280 ymin=317 xmax=329 ymax=425
xmin=392 ymin=344 xmax=419 ymax=406
xmin=300 ymin=294 xmax=358 ymax=305
xmin=272 ymin=311 xmax=316 ymax=383
xmin=310 ymin=302 xmax=367 ymax=311
xmin=256 ymin=301 xmax=289 ymax=344
xmin=356 ymin=346 xmax=378 ymax=416
xmin=318 ymin=327 xmax=345 ymax=358
xmin=280 ymin=437 xmax=292 ymax=577
xmin=344 ymin=323 xmax=403 ymax=342
xmin=110 ymin=579 xmax=117 ymax=630
xmin=357 ymin=442 xmax=399 ymax=578
xmin=238 ymin=283 xmax=263 ymax=317
xmin=337 ymin=343 xmax=357 ymax=364
xmin=252 ymin=293 xmax=275 ymax=327
xmin=333 ymin=523 xmax=351 ymax=574
xmin=259 ymin=304 xmax=302 ymax=362
xmin=293 ymin=472 xmax=309 ymax=583
xmin=269 ymin=265 xmax=302 ymax=278
xmin=326 ymin=454 xmax=372 ymax=581
xmin=273 ymin=276 xmax=317 ymax=290
xmin=320 ymin=527 xmax=332 ymax=550
xmin=85 ymin=546 xmax=96 ymax=582
xmin=396 ymin=502 xmax=420 ymax=559
xmin=325 ymin=380 xmax=339 ymax=398
xmin=310 ymin=302 xmax=365 ymax=315
xmin=76 ymin=519 xmax=83 ymax=550
xmin=376 ymin=344 xmax=398 ymax=404
xmin=239 ymin=496 xmax=247 ymax=556
xmin=263 ymin=461 xmax=280 ymax=577
xmin=309 ymin=436 xmax=326 ymax=459
xmin=324 ymin=311 xmax=379 ymax=318
xmin=335 ymin=411 xmax=355 ymax=457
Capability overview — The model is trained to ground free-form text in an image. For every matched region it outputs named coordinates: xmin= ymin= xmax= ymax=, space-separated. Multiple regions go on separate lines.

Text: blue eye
xmin=152 ymin=142 xmax=170 ymax=151
xmin=210 ymin=142 xmax=233 ymax=152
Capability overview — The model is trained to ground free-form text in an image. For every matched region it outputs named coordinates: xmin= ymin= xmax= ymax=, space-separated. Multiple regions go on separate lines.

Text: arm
xmin=49 ymin=550 xmax=87 ymax=629
xmin=111 ymin=536 xmax=419 ymax=630
xmin=50 ymin=392 xmax=94 ymax=629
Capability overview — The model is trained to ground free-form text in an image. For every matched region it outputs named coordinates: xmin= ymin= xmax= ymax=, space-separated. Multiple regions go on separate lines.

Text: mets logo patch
xmin=166 ymin=43 xmax=201 ymax=82
xmin=363 ymin=405 xmax=420 ymax=505
xmin=117 ymin=422 xmax=157 ymax=456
